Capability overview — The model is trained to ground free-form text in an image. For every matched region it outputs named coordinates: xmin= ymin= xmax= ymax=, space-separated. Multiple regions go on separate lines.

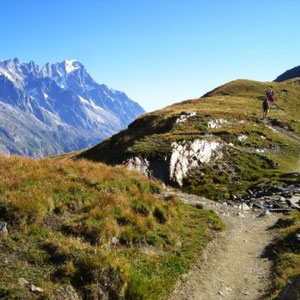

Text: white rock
xmin=125 ymin=156 xmax=150 ymax=177
xmin=31 ymin=284 xmax=44 ymax=293
xmin=255 ymin=148 xmax=266 ymax=153
xmin=238 ymin=134 xmax=248 ymax=141
xmin=207 ymin=118 xmax=229 ymax=129
xmin=237 ymin=212 xmax=245 ymax=218
xmin=290 ymin=195 xmax=300 ymax=208
xmin=111 ymin=237 xmax=119 ymax=246
xmin=169 ymin=138 xmax=222 ymax=186
xmin=239 ymin=203 xmax=250 ymax=211
xmin=175 ymin=112 xmax=197 ymax=123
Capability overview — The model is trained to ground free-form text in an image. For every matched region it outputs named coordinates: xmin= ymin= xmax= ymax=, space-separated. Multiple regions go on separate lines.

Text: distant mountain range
xmin=274 ymin=65 xmax=300 ymax=82
xmin=0 ymin=58 xmax=144 ymax=157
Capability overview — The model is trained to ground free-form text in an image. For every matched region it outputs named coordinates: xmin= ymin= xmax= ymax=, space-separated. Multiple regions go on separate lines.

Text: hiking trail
xmin=169 ymin=192 xmax=278 ymax=300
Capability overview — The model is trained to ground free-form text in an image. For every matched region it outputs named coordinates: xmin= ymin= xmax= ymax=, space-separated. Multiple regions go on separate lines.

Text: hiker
xmin=266 ymin=87 xmax=275 ymax=104
xmin=262 ymin=87 xmax=276 ymax=119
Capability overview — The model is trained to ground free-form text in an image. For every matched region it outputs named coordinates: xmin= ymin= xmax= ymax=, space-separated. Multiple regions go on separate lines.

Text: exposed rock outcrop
xmin=125 ymin=156 xmax=169 ymax=182
xmin=125 ymin=156 xmax=151 ymax=177
xmin=125 ymin=138 xmax=223 ymax=186
xmin=169 ymin=139 xmax=222 ymax=186
xmin=207 ymin=118 xmax=229 ymax=129
xmin=175 ymin=111 xmax=197 ymax=123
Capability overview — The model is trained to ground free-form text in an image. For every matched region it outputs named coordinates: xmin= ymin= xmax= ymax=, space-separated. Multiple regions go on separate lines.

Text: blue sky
xmin=1 ymin=0 xmax=299 ymax=111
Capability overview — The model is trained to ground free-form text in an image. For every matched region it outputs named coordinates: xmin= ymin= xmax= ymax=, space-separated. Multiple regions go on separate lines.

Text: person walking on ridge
xmin=262 ymin=87 xmax=276 ymax=119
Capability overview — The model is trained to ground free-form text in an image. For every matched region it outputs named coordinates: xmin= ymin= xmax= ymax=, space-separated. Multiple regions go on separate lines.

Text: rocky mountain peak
xmin=0 ymin=58 xmax=144 ymax=157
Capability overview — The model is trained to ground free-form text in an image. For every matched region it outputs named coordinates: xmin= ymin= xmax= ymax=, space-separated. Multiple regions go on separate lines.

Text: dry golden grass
xmin=0 ymin=155 xmax=224 ymax=299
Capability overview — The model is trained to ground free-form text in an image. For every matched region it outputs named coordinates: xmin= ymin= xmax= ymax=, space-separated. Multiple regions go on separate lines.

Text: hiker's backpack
xmin=266 ymin=89 xmax=274 ymax=102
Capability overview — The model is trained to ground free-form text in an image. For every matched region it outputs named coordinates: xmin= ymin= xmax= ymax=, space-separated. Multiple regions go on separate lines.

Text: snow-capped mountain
xmin=0 ymin=58 xmax=144 ymax=157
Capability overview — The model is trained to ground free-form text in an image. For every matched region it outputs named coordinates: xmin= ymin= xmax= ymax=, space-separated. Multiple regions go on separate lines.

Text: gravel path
xmin=169 ymin=192 xmax=279 ymax=300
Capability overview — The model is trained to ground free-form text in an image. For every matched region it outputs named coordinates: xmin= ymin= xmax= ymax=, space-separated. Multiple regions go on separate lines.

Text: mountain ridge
xmin=274 ymin=65 xmax=300 ymax=82
xmin=78 ymin=78 xmax=300 ymax=199
xmin=0 ymin=58 xmax=144 ymax=157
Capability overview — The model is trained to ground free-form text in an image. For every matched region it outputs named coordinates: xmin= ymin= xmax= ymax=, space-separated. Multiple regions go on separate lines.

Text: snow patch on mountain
xmin=64 ymin=60 xmax=80 ymax=73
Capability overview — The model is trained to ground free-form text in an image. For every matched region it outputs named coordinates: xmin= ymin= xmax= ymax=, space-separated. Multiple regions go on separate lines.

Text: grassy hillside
xmin=0 ymin=156 xmax=224 ymax=299
xmin=269 ymin=211 xmax=300 ymax=299
xmin=79 ymin=79 xmax=300 ymax=199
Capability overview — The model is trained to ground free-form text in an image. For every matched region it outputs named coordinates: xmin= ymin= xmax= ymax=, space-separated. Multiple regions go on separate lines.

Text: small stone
xmin=0 ymin=222 xmax=8 ymax=238
xmin=176 ymin=240 xmax=182 ymax=247
xmin=218 ymin=291 xmax=224 ymax=296
xmin=18 ymin=277 xmax=29 ymax=287
xmin=236 ymin=212 xmax=245 ymax=218
xmin=31 ymin=284 xmax=44 ymax=293
xmin=239 ymin=203 xmax=250 ymax=211
xmin=111 ymin=237 xmax=119 ymax=246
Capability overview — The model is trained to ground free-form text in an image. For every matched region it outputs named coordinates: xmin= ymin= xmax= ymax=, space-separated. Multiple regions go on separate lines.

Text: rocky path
xmin=169 ymin=192 xmax=279 ymax=300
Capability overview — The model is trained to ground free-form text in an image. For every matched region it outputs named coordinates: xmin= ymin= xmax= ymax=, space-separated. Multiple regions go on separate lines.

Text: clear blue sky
xmin=1 ymin=0 xmax=299 ymax=111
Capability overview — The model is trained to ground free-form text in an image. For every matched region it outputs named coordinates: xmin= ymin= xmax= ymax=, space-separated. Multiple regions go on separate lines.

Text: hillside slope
xmin=0 ymin=156 xmax=223 ymax=299
xmin=79 ymin=79 xmax=300 ymax=199
xmin=0 ymin=58 xmax=144 ymax=157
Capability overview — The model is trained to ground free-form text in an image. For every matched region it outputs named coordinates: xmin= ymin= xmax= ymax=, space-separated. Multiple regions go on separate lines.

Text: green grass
xmin=0 ymin=156 xmax=224 ymax=299
xmin=268 ymin=212 xmax=300 ymax=299
xmin=79 ymin=79 xmax=300 ymax=199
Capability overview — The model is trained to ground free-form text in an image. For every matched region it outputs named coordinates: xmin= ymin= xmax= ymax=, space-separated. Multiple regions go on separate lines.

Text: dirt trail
xmin=170 ymin=192 xmax=278 ymax=300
